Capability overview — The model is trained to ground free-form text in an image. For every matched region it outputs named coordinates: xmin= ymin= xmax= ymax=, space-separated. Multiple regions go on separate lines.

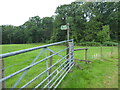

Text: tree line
xmin=1 ymin=2 xmax=119 ymax=44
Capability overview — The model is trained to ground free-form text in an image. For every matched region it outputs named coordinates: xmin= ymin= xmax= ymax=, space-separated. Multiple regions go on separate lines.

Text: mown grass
xmin=0 ymin=43 xmax=118 ymax=88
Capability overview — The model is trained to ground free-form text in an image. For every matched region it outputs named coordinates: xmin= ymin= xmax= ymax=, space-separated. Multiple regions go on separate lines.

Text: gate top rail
xmin=0 ymin=39 xmax=73 ymax=58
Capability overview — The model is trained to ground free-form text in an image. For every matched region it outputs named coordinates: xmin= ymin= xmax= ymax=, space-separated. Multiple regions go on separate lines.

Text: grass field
xmin=0 ymin=43 xmax=118 ymax=88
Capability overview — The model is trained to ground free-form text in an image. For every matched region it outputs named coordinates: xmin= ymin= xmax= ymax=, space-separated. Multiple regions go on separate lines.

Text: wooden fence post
xmin=85 ymin=49 xmax=88 ymax=63
xmin=85 ymin=45 xmax=88 ymax=60
xmin=66 ymin=42 xmax=69 ymax=59
xmin=101 ymin=45 xmax=103 ymax=58
xmin=0 ymin=59 xmax=5 ymax=89
xmin=111 ymin=44 xmax=113 ymax=56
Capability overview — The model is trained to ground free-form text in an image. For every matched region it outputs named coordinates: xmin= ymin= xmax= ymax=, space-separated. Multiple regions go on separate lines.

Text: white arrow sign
xmin=61 ymin=25 xmax=68 ymax=30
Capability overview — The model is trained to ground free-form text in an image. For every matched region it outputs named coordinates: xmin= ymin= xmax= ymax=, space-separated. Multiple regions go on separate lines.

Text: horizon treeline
xmin=1 ymin=2 xmax=119 ymax=44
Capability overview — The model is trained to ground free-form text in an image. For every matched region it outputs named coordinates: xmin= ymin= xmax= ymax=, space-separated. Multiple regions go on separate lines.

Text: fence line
xmin=0 ymin=40 xmax=117 ymax=89
xmin=86 ymin=45 xmax=116 ymax=60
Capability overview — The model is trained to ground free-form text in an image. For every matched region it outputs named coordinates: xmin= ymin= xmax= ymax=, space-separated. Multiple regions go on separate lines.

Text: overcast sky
xmin=0 ymin=0 xmax=75 ymax=26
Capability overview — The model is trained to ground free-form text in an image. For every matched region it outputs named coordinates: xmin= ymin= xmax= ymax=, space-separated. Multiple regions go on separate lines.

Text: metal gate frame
xmin=0 ymin=39 xmax=74 ymax=89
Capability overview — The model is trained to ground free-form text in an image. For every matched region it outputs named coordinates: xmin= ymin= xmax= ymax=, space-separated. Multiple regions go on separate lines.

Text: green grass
xmin=58 ymin=56 xmax=118 ymax=88
xmin=1 ymin=44 xmax=68 ymax=88
xmin=0 ymin=43 xmax=118 ymax=88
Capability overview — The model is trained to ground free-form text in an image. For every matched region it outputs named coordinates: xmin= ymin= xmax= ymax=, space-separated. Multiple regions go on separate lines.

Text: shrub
xmin=77 ymin=42 xmax=101 ymax=46
xmin=102 ymin=41 xmax=118 ymax=46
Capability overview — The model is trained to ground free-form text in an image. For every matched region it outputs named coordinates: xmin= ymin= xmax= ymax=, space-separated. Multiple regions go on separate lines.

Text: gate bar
xmin=46 ymin=61 xmax=74 ymax=88
xmin=0 ymin=47 xmax=69 ymax=82
xmin=0 ymin=39 xmax=73 ymax=58
xmin=47 ymin=48 xmax=64 ymax=59
xmin=21 ymin=52 xmax=73 ymax=88
xmin=54 ymin=64 xmax=74 ymax=88
xmin=12 ymin=48 xmax=46 ymax=88
xmin=34 ymin=60 xmax=68 ymax=88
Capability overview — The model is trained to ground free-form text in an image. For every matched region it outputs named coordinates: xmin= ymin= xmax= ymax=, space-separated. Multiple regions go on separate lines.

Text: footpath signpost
xmin=61 ymin=23 xmax=71 ymax=69
xmin=61 ymin=23 xmax=70 ymax=41
xmin=61 ymin=25 xmax=68 ymax=31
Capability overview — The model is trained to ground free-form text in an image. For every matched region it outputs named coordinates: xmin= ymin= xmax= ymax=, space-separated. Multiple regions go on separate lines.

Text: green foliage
xmin=1 ymin=2 xmax=119 ymax=44
xmin=2 ymin=16 xmax=53 ymax=44
xmin=51 ymin=2 xmax=118 ymax=43
xmin=76 ymin=41 xmax=118 ymax=46
xmin=77 ymin=41 xmax=101 ymax=46
xmin=103 ymin=41 xmax=118 ymax=46
xmin=97 ymin=25 xmax=110 ymax=43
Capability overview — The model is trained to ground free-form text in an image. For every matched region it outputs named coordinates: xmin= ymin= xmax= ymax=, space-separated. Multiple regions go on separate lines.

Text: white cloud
xmin=0 ymin=0 xmax=75 ymax=26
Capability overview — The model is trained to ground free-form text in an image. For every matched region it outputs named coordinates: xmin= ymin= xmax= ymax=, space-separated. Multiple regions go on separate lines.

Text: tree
xmin=1 ymin=2 xmax=119 ymax=44
xmin=97 ymin=25 xmax=110 ymax=43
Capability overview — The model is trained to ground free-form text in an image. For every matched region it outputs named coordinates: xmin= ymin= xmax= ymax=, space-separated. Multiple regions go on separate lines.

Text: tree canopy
xmin=1 ymin=2 xmax=119 ymax=44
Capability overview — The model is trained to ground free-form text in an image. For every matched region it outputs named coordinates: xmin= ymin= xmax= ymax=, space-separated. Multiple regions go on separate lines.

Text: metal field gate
xmin=0 ymin=39 xmax=74 ymax=89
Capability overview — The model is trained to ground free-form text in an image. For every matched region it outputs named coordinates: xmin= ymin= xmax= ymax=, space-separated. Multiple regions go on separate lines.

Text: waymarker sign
xmin=61 ymin=25 xmax=68 ymax=30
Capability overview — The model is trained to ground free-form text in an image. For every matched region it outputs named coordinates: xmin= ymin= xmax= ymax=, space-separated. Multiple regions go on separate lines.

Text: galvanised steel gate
xmin=0 ymin=39 xmax=74 ymax=89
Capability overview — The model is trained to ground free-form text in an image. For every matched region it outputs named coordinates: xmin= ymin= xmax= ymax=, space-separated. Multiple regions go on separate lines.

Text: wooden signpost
xmin=61 ymin=23 xmax=70 ymax=41
xmin=61 ymin=23 xmax=70 ymax=69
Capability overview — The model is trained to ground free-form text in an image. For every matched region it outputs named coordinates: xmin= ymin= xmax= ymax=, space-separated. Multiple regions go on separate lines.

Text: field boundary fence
xmin=0 ymin=39 xmax=74 ymax=89
xmin=0 ymin=39 xmax=117 ymax=89
xmin=88 ymin=45 xmax=116 ymax=60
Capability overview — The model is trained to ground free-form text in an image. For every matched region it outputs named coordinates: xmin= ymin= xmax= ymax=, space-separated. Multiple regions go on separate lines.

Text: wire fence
xmin=74 ymin=45 xmax=118 ymax=61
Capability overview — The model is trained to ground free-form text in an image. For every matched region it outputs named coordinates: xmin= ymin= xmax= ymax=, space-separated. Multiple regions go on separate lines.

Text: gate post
xmin=0 ymin=59 xmax=2 ymax=89
xmin=68 ymin=41 xmax=74 ymax=68
xmin=0 ymin=59 xmax=5 ymax=89
xmin=72 ymin=40 xmax=74 ymax=64
xmin=66 ymin=41 xmax=74 ymax=70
